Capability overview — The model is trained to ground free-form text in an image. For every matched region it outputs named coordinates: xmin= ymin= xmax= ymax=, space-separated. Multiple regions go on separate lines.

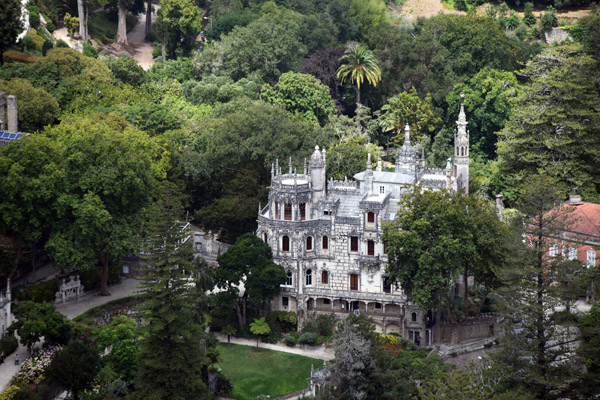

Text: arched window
xmin=322 ymin=236 xmax=328 ymax=250
xmin=286 ymin=270 xmax=293 ymax=286
xmin=284 ymin=203 xmax=292 ymax=220
xmin=263 ymin=232 xmax=268 ymax=242
xmin=412 ymin=312 xmax=417 ymax=322
xmin=367 ymin=240 xmax=375 ymax=256
xmin=299 ymin=203 xmax=306 ymax=220
xmin=306 ymin=269 xmax=312 ymax=286
xmin=306 ymin=236 xmax=313 ymax=251
xmin=321 ymin=270 xmax=329 ymax=285
xmin=367 ymin=212 xmax=375 ymax=223
xmin=282 ymin=236 xmax=290 ymax=252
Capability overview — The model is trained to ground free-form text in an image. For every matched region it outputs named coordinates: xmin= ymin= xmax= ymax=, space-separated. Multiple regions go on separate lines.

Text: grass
xmin=217 ymin=343 xmax=324 ymax=400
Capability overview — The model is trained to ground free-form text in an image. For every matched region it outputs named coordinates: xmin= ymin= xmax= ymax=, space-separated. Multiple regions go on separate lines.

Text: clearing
xmin=217 ymin=343 xmax=324 ymax=400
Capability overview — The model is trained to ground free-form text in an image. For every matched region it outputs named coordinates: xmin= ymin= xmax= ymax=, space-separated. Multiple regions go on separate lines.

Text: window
xmin=322 ymin=236 xmax=329 ymax=250
xmin=323 ymin=298 xmax=331 ymax=305
xmin=383 ymin=242 xmax=388 ymax=254
xmin=587 ymin=250 xmax=596 ymax=268
xmin=549 ymin=244 xmax=558 ymax=257
xmin=368 ymin=240 xmax=375 ymax=256
xmin=284 ymin=203 xmax=292 ymax=220
xmin=379 ymin=186 xmax=385 ymax=194
xmin=282 ymin=296 xmax=289 ymax=307
xmin=282 ymin=236 xmax=290 ymax=252
xmin=274 ymin=202 xmax=279 ymax=219
xmin=383 ymin=277 xmax=391 ymax=293
xmin=286 ymin=270 xmax=293 ymax=286
xmin=263 ymin=232 xmax=267 ymax=242
xmin=568 ymin=247 xmax=577 ymax=260
xmin=350 ymin=236 xmax=359 ymax=252
xmin=367 ymin=212 xmax=375 ymax=223
xmin=299 ymin=203 xmax=306 ymax=220
xmin=306 ymin=236 xmax=313 ymax=251
xmin=411 ymin=312 xmax=417 ymax=322
xmin=321 ymin=270 xmax=329 ymax=284
xmin=375 ymin=302 xmax=382 ymax=309
xmin=350 ymin=274 xmax=359 ymax=290
xmin=306 ymin=269 xmax=312 ymax=286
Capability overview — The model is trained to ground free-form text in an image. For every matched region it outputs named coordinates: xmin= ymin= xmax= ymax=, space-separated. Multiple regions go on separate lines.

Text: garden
xmin=217 ymin=343 xmax=324 ymax=400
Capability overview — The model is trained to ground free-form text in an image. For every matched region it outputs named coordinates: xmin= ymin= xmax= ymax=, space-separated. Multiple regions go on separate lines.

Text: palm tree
xmin=249 ymin=317 xmax=271 ymax=347
xmin=336 ymin=43 xmax=382 ymax=109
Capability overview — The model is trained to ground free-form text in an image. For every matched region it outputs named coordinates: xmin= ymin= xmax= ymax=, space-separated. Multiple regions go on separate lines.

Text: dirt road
xmin=127 ymin=7 xmax=157 ymax=70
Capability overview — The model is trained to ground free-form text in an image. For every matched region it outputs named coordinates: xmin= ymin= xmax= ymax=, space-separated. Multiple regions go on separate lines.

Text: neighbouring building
xmin=544 ymin=194 xmax=600 ymax=274
xmin=256 ymin=96 xmax=471 ymax=345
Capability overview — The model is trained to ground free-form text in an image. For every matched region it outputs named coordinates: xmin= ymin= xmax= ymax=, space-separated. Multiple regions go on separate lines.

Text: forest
xmin=0 ymin=0 xmax=600 ymax=398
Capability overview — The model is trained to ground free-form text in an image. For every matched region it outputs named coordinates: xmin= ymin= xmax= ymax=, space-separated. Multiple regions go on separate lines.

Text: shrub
xmin=42 ymin=39 xmax=53 ymax=56
xmin=55 ymin=39 xmax=69 ymax=48
xmin=146 ymin=30 xmax=158 ymax=42
xmin=152 ymin=45 xmax=162 ymax=58
xmin=45 ymin=19 xmax=56 ymax=33
xmin=83 ymin=43 xmax=99 ymax=58
xmin=107 ymin=57 xmax=147 ymax=85
xmin=0 ymin=334 xmax=19 ymax=356
xmin=21 ymin=36 xmax=38 ymax=53
xmin=298 ymin=332 xmax=317 ymax=346
xmin=25 ymin=280 xmax=58 ymax=303
xmin=11 ymin=346 xmax=63 ymax=386
xmin=284 ymin=335 xmax=296 ymax=347
xmin=541 ymin=7 xmax=558 ymax=30
xmin=2 ymin=50 xmax=40 ymax=64
xmin=29 ymin=11 xmax=41 ymax=30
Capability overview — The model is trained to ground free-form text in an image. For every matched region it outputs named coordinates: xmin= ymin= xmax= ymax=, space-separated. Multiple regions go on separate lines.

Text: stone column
xmin=7 ymin=95 xmax=18 ymax=133
xmin=0 ymin=92 xmax=6 ymax=131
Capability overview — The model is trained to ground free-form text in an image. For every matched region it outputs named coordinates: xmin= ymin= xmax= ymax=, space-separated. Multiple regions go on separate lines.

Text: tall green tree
xmin=494 ymin=175 xmax=586 ymax=399
xmin=336 ymin=43 xmax=381 ymax=109
xmin=260 ymin=72 xmax=336 ymax=126
xmin=249 ymin=317 xmax=271 ymax=347
xmin=378 ymin=87 xmax=440 ymax=147
xmin=47 ymin=340 xmax=100 ymax=400
xmin=0 ymin=135 xmax=62 ymax=282
xmin=215 ymin=233 xmax=286 ymax=328
xmin=98 ymin=315 xmax=140 ymax=382
xmin=155 ymin=0 xmax=202 ymax=59
xmin=383 ymin=187 xmax=510 ymax=320
xmin=135 ymin=181 xmax=212 ymax=400
xmin=44 ymin=113 xmax=166 ymax=296
xmin=0 ymin=0 xmax=22 ymax=64
xmin=497 ymin=44 xmax=600 ymax=202
xmin=11 ymin=301 xmax=73 ymax=348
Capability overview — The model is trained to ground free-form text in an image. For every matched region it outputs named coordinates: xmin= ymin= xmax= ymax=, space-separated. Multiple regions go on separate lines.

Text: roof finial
xmin=404 ymin=123 xmax=410 ymax=144
xmin=289 ymin=157 xmax=293 ymax=174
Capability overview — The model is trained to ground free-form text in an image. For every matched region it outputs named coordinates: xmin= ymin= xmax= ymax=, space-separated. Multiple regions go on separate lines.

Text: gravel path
xmin=127 ymin=6 xmax=158 ymax=70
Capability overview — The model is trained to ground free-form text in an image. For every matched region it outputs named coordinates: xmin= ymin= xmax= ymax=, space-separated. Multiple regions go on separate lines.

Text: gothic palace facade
xmin=256 ymin=97 xmax=470 ymax=346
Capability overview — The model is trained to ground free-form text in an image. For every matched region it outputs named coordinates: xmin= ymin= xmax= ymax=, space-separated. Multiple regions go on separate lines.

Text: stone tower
xmin=7 ymin=95 xmax=18 ymax=133
xmin=310 ymin=146 xmax=326 ymax=208
xmin=454 ymin=94 xmax=469 ymax=193
xmin=396 ymin=124 xmax=415 ymax=175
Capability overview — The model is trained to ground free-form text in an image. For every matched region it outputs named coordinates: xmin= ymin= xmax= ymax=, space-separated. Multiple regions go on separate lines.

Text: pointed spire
xmin=367 ymin=152 xmax=372 ymax=171
xmin=404 ymin=123 xmax=410 ymax=145
xmin=376 ymin=156 xmax=382 ymax=172
xmin=289 ymin=157 xmax=293 ymax=174
xmin=458 ymin=93 xmax=467 ymax=125
xmin=275 ymin=159 xmax=279 ymax=176
xmin=258 ymin=201 xmax=262 ymax=212
xmin=303 ymin=158 xmax=307 ymax=175
xmin=271 ymin=163 xmax=274 ymax=178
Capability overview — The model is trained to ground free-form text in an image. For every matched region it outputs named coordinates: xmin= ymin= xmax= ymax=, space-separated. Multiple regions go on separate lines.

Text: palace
xmin=256 ymin=96 xmax=470 ymax=346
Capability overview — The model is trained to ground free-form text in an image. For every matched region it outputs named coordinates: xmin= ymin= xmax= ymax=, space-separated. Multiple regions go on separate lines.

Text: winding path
xmin=127 ymin=6 xmax=158 ymax=70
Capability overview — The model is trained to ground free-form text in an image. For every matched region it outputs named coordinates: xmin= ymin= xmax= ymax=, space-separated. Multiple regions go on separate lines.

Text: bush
xmin=298 ymin=332 xmax=317 ymax=346
xmin=152 ymin=45 xmax=162 ymax=59
xmin=21 ymin=36 xmax=38 ymax=53
xmin=107 ymin=57 xmax=147 ymax=85
xmin=83 ymin=43 xmax=98 ymax=58
xmin=26 ymin=280 xmax=58 ymax=303
xmin=284 ymin=335 xmax=296 ymax=347
xmin=541 ymin=7 xmax=558 ymax=29
xmin=0 ymin=334 xmax=19 ymax=356
xmin=45 ymin=18 xmax=56 ymax=33
xmin=146 ymin=30 xmax=158 ymax=42
xmin=42 ymin=39 xmax=53 ymax=56
xmin=29 ymin=11 xmax=41 ymax=30
xmin=55 ymin=39 xmax=69 ymax=48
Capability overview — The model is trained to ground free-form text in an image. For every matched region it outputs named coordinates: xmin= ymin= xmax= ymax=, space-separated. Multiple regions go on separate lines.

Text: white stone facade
xmin=256 ymin=99 xmax=470 ymax=345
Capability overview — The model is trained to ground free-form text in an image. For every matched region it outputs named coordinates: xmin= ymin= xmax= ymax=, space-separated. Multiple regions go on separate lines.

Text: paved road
xmin=127 ymin=5 xmax=158 ymax=70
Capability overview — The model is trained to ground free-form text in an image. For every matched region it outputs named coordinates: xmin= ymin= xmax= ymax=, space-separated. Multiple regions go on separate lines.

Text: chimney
xmin=7 ymin=95 xmax=18 ymax=133
xmin=0 ymin=92 xmax=6 ymax=131
xmin=568 ymin=194 xmax=582 ymax=203
xmin=495 ymin=193 xmax=504 ymax=221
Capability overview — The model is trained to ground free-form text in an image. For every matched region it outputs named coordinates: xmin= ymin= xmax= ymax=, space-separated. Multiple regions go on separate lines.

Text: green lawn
xmin=217 ymin=343 xmax=324 ymax=400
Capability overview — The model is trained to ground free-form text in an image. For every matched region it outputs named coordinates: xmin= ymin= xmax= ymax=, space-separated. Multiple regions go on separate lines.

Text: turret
xmin=454 ymin=94 xmax=469 ymax=193
xmin=396 ymin=124 xmax=416 ymax=175
xmin=310 ymin=145 xmax=326 ymax=207
xmin=363 ymin=152 xmax=373 ymax=195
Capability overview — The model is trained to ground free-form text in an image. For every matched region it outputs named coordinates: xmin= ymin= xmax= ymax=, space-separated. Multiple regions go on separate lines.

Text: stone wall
xmin=434 ymin=314 xmax=498 ymax=344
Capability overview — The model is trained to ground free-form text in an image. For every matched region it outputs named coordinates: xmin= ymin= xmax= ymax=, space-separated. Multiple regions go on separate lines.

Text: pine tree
xmin=497 ymin=44 xmax=600 ymax=202
xmin=494 ymin=175 xmax=588 ymax=399
xmin=135 ymin=182 xmax=212 ymax=400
